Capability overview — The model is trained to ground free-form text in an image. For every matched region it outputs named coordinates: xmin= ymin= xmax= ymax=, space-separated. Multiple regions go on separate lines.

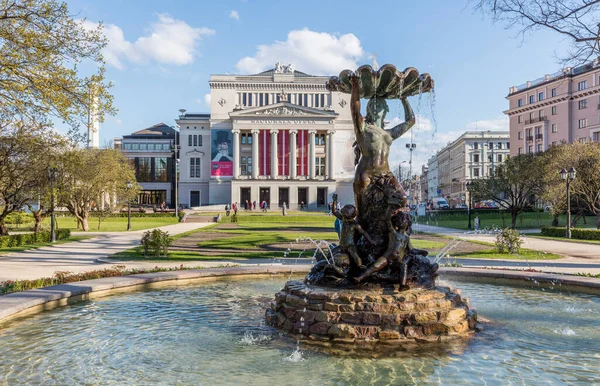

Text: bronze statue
xmin=306 ymin=64 xmax=438 ymax=289
xmin=331 ymin=193 xmax=374 ymax=269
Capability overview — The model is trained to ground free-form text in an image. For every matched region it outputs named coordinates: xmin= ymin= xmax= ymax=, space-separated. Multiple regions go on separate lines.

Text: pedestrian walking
xmin=253 ymin=200 xmax=257 ymax=210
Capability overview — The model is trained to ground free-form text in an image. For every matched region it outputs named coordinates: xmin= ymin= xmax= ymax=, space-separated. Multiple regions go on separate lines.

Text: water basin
xmin=1 ymin=277 xmax=599 ymax=384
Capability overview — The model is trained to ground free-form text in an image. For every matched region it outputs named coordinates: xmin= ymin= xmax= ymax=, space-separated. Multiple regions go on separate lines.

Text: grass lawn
xmin=42 ymin=216 xmax=179 ymax=232
xmin=419 ymin=211 xmax=597 ymax=230
xmin=0 ymin=236 xmax=92 ymax=255
xmin=453 ymin=248 xmax=562 ymax=260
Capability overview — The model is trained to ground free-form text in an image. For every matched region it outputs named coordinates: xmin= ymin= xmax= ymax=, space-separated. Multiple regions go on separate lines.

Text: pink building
xmin=505 ymin=60 xmax=600 ymax=156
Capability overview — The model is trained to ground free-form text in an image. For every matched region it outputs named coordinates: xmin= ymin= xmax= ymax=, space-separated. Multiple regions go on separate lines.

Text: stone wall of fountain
xmin=266 ymin=281 xmax=477 ymax=346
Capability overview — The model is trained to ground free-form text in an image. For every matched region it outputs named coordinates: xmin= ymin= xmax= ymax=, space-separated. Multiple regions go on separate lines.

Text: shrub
xmin=541 ymin=226 xmax=600 ymax=240
xmin=495 ymin=227 xmax=523 ymax=254
xmin=0 ymin=229 xmax=71 ymax=248
xmin=141 ymin=229 xmax=172 ymax=257
xmin=177 ymin=211 xmax=185 ymax=222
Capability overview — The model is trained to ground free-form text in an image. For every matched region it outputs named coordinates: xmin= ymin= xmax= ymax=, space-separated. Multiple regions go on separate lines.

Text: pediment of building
xmin=229 ymin=102 xmax=338 ymax=119
xmin=185 ymin=150 xmax=205 ymax=157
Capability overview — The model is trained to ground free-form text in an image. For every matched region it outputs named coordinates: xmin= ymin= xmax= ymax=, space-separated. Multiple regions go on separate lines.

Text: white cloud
xmin=236 ymin=28 xmax=364 ymax=75
xmin=204 ymin=93 xmax=211 ymax=105
xmin=88 ymin=14 xmax=215 ymax=69
xmin=466 ymin=117 xmax=509 ymax=131
xmin=229 ymin=10 xmax=240 ymax=20
xmin=115 ymin=118 xmax=123 ymax=125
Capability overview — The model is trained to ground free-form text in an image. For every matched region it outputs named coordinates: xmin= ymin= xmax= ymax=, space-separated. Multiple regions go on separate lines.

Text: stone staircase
xmin=183 ymin=215 xmax=219 ymax=223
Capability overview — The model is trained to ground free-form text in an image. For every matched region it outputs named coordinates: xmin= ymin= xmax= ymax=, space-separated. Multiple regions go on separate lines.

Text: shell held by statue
xmin=326 ymin=64 xmax=434 ymax=99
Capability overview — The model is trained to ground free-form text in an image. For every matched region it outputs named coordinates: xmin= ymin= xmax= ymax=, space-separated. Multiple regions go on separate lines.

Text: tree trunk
xmin=511 ymin=211 xmax=518 ymax=228
xmin=551 ymin=213 xmax=559 ymax=227
xmin=0 ymin=222 xmax=8 ymax=236
xmin=81 ymin=217 xmax=89 ymax=232
xmin=33 ymin=212 xmax=43 ymax=233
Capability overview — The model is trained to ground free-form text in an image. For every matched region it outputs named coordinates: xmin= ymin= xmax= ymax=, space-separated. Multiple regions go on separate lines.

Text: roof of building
xmin=124 ymin=123 xmax=176 ymax=138
xmin=509 ymin=59 xmax=600 ymax=96
xmin=178 ymin=113 xmax=210 ymax=120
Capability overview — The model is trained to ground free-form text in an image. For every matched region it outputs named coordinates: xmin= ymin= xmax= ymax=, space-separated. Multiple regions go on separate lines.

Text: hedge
xmin=0 ymin=229 xmax=71 ymax=248
xmin=541 ymin=226 xmax=600 ymax=240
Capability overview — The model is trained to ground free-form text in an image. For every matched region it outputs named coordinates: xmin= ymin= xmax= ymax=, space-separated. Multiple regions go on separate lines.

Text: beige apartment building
xmin=426 ymin=131 xmax=510 ymax=207
xmin=505 ymin=60 xmax=600 ymax=156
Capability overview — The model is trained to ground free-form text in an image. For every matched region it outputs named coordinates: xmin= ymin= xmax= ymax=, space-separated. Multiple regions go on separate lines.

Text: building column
xmin=232 ymin=129 xmax=240 ymax=179
xmin=327 ymin=130 xmax=335 ymax=179
xmin=308 ymin=129 xmax=316 ymax=179
xmin=290 ymin=129 xmax=298 ymax=179
xmin=270 ymin=129 xmax=279 ymax=178
xmin=251 ymin=129 xmax=259 ymax=179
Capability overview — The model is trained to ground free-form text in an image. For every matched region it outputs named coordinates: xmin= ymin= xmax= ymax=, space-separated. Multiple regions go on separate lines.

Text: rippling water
xmin=1 ymin=277 xmax=600 ymax=385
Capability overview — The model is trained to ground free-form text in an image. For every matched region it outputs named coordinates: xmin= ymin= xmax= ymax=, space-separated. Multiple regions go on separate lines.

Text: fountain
xmin=266 ymin=64 xmax=478 ymax=346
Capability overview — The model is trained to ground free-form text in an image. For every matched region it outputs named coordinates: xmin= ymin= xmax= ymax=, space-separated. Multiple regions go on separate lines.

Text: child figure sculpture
xmin=354 ymin=211 xmax=414 ymax=284
xmin=331 ymin=193 xmax=374 ymax=269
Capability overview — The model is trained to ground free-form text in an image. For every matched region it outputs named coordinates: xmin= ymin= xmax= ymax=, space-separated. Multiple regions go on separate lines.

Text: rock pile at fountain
xmin=266 ymin=64 xmax=478 ymax=346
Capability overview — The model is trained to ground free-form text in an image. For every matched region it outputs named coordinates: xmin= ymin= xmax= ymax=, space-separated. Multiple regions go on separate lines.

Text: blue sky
xmin=68 ymin=0 xmax=572 ymax=169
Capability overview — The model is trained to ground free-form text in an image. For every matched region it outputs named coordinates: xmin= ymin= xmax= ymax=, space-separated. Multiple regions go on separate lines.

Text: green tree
xmin=0 ymin=115 xmax=66 ymax=235
xmin=0 ymin=0 xmax=115 ymax=138
xmin=469 ymin=154 xmax=544 ymax=228
xmin=57 ymin=148 xmax=136 ymax=231
xmin=567 ymin=142 xmax=600 ymax=229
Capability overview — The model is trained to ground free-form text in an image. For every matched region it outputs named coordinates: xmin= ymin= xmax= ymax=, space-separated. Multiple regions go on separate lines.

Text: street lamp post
xmin=174 ymin=109 xmax=185 ymax=217
xmin=126 ymin=181 xmax=133 ymax=231
xmin=466 ymin=182 xmax=472 ymax=230
xmin=560 ymin=167 xmax=577 ymax=239
xmin=47 ymin=167 xmax=58 ymax=242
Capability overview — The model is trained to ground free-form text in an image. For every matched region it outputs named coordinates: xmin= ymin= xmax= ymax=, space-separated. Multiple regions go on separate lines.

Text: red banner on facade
xmin=278 ymin=130 xmax=289 ymax=176
xmin=211 ymin=161 xmax=232 ymax=176
xmin=259 ymin=129 xmax=271 ymax=176
xmin=298 ymin=130 xmax=308 ymax=176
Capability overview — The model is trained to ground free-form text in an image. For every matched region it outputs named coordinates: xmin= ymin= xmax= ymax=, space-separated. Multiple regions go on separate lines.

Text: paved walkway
xmin=2 ymin=222 xmax=600 ymax=282
xmin=0 ymin=222 xmax=212 ymax=281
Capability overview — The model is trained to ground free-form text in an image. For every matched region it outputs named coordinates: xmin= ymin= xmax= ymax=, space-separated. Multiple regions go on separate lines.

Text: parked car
xmin=432 ymin=197 xmax=450 ymax=210
xmin=454 ymin=204 xmax=468 ymax=209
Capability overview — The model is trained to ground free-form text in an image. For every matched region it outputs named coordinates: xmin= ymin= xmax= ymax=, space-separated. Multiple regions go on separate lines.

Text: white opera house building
xmin=175 ymin=63 xmax=358 ymax=210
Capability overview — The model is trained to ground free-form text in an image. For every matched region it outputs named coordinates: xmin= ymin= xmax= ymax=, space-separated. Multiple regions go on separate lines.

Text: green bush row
xmin=541 ymin=226 xmax=600 ymax=240
xmin=0 ymin=229 xmax=71 ymax=248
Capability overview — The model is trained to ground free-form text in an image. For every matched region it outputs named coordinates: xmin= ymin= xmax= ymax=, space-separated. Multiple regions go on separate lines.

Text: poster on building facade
xmin=211 ymin=130 xmax=233 ymax=176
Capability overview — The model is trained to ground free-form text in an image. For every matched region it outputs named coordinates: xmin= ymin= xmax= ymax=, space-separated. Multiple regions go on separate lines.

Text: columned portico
xmin=327 ymin=130 xmax=335 ymax=179
xmin=308 ymin=129 xmax=316 ymax=179
xmin=290 ymin=129 xmax=298 ymax=179
xmin=232 ymin=129 xmax=241 ymax=179
xmin=251 ymin=129 xmax=259 ymax=179
xmin=270 ymin=129 xmax=279 ymax=178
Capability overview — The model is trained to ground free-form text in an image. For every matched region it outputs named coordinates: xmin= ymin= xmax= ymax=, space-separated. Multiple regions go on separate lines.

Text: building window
xmin=579 ymin=137 xmax=586 ymax=143
xmin=551 ymin=88 xmax=557 ymax=97
xmin=242 ymin=93 xmax=247 ymax=106
xmin=529 ymin=112 xmax=535 ymax=120
xmin=518 ymin=131 xmax=522 ymax=140
xmin=538 ymin=92 xmax=544 ymax=101
xmin=154 ymin=157 xmax=167 ymax=182
xmin=528 ymin=145 xmax=533 ymax=154
xmin=488 ymin=154 xmax=492 ymax=162
xmin=259 ymin=93 xmax=264 ymax=106
xmin=552 ymin=141 xmax=557 ymax=147
xmin=518 ymin=147 xmax=523 ymax=155
xmin=315 ymin=134 xmax=326 ymax=145
xmin=137 ymin=157 xmax=152 ymax=182
xmin=123 ymin=143 xmax=132 ymax=150
xmin=488 ymin=142 xmax=493 ymax=149
xmin=193 ymin=135 xmax=198 ymax=147
xmin=539 ymin=110 xmax=544 ymax=118
xmin=131 ymin=143 xmax=139 ymax=150
xmin=506 ymin=142 xmax=510 ymax=149
xmin=162 ymin=143 xmax=170 ymax=150
xmin=579 ymin=118 xmax=588 ymax=128
xmin=578 ymin=80 xmax=587 ymax=91
xmin=552 ymin=106 xmax=557 ymax=115
xmin=315 ymin=157 xmax=326 ymax=176
xmin=497 ymin=154 xmax=503 ymax=163
xmin=537 ymin=144 xmax=543 ymax=152
xmin=579 ymin=99 xmax=588 ymax=109
xmin=473 ymin=154 xmax=479 ymax=163
xmin=529 ymin=95 xmax=535 ymax=104
xmin=190 ymin=158 xmax=201 ymax=178
xmin=517 ymin=115 xmax=522 ymax=123
xmin=552 ymin=124 xmax=557 ymax=133
xmin=497 ymin=142 xmax=502 ymax=149
xmin=241 ymin=134 xmax=246 ymax=145
xmin=304 ymin=94 xmax=309 ymax=107
xmin=297 ymin=93 xmax=303 ymax=106
xmin=188 ymin=135 xmax=192 ymax=146
xmin=473 ymin=142 xmax=479 ymax=149
xmin=473 ymin=168 xmax=480 ymax=177
xmin=518 ymin=99 xmax=523 ymax=107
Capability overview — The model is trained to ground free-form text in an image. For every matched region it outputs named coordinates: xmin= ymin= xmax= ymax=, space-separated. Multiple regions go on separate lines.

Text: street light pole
xmin=174 ymin=110 xmax=185 ymax=217
xmin=466 ymin=182 xmax=472 ymax=230
xmin=560 ymin=167 xmax=577 ymax=239
xmin=126 ymin=181 xmax=133 ymax=231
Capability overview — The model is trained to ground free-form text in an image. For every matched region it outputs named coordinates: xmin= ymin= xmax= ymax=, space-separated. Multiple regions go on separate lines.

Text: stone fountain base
xmin=266 ymin=280 xmax=478 ymax=346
